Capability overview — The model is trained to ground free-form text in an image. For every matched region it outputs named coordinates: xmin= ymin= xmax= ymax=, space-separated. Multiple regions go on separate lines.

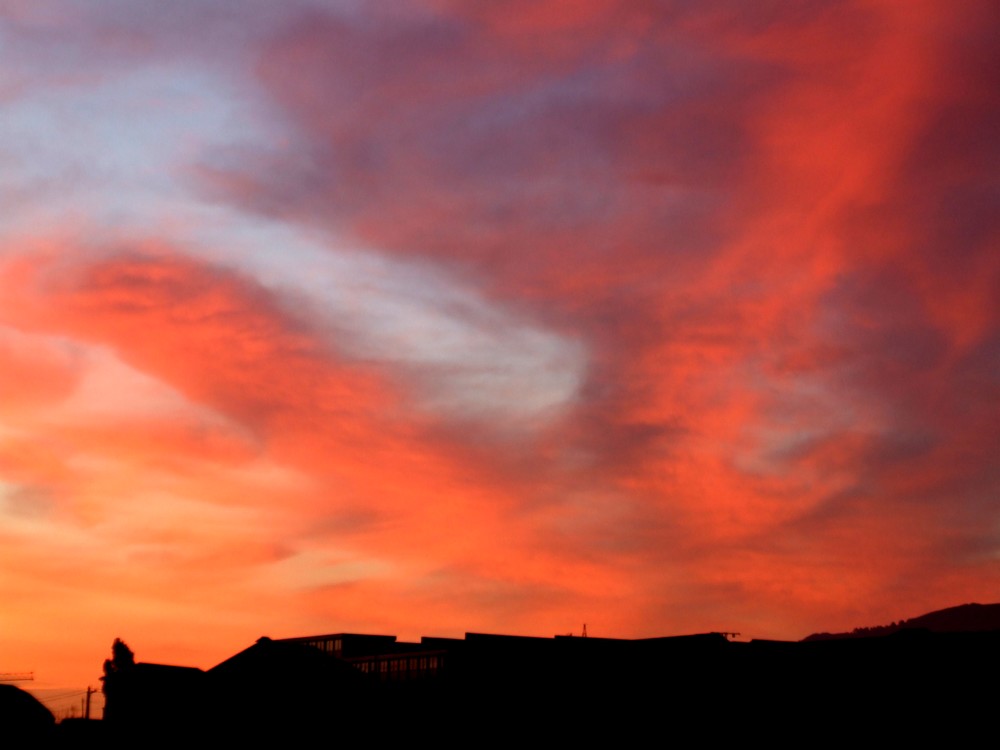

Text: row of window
xmin=298 ymin=640 xmax=442 ymax=677
xmin=305 ymin=639 xmax=342 ymax=654
xmin=356 ymin=656 xmax=441 ymax=676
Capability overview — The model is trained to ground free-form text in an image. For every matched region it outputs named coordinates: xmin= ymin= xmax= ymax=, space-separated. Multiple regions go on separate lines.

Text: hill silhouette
xmin=803 ymin=602 xmax=1000 ymax=641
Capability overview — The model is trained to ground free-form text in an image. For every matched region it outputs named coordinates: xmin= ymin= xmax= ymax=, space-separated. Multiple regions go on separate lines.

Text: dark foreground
xmin=12 ymin=628 xmax=999 ymax=745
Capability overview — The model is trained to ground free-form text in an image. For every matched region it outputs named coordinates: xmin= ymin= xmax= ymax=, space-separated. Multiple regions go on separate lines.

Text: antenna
xmin=0 ymin=672 xmax=34 ymax=682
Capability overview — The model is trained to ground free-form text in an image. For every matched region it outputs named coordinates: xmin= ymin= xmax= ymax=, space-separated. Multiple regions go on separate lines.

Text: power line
xmin=34 ymin=689 xmax=90 ymax=704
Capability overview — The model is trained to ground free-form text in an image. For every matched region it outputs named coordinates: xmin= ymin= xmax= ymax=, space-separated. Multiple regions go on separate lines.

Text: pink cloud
xmin=2 ymin=0 xmax=998 ymax=687
xmin=212 ymin=0 xmax=1000 ymax=623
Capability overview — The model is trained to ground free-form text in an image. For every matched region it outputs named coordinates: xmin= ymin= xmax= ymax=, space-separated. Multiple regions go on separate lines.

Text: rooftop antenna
xmin=0 ymin=672 xmax=33 ymax=682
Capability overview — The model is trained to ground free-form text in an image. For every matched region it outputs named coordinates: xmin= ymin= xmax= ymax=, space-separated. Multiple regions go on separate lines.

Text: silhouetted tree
xmin=103 ymin=637 xmax=135 ymax=679
xmin=101 ymin=638 xmax=135 ymax=720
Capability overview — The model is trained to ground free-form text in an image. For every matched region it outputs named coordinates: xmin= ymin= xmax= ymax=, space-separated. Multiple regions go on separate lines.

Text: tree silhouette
xmin=109 ymin=638 xmax=135 ymax=670
xmin=101 ymin=637 xmax=136 ymax=717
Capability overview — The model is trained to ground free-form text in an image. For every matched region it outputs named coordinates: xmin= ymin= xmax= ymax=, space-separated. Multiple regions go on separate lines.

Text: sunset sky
xmin=2 ymin=0 xmax=998 ymax=691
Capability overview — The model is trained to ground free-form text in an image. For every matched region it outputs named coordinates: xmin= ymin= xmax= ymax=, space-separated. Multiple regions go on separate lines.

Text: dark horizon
xmin=12 ymin=610 xmax=1000 ymax=743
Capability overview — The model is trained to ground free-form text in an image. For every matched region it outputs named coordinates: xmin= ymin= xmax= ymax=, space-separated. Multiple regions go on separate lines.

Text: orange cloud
xmin=2 ymin=0 xmax=998 ymax=690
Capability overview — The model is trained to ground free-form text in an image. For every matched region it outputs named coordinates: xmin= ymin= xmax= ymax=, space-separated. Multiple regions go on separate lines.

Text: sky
xmin=1 ymin=0 xmax=998 ymax=691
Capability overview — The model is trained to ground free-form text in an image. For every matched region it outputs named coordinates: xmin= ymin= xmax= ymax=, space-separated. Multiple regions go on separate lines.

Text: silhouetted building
xmin=0 ymin=684 xmax=55 ymax=741
xmin=99 ymin=626 xmax=1000 ymax=743
xmin=102 ymin=661 xmax=205 ymax=727
xmin=276 ymin=632 xmax=450 ymax=682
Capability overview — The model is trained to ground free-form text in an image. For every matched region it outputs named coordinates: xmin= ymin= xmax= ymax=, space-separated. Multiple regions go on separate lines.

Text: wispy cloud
xmin=1 ymin=0 xmax=997 ymax=687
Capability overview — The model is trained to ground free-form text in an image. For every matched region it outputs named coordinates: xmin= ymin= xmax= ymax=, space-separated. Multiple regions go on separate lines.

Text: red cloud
xmin=2 ymin=0 xmax=998 ymax=688
xmin=211 ymin=0 xmax=1000 ymax=629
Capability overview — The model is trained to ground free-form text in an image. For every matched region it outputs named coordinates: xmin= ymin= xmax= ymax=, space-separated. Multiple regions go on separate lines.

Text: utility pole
xmin=85 ymin=686 xmax=95 ymax=720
